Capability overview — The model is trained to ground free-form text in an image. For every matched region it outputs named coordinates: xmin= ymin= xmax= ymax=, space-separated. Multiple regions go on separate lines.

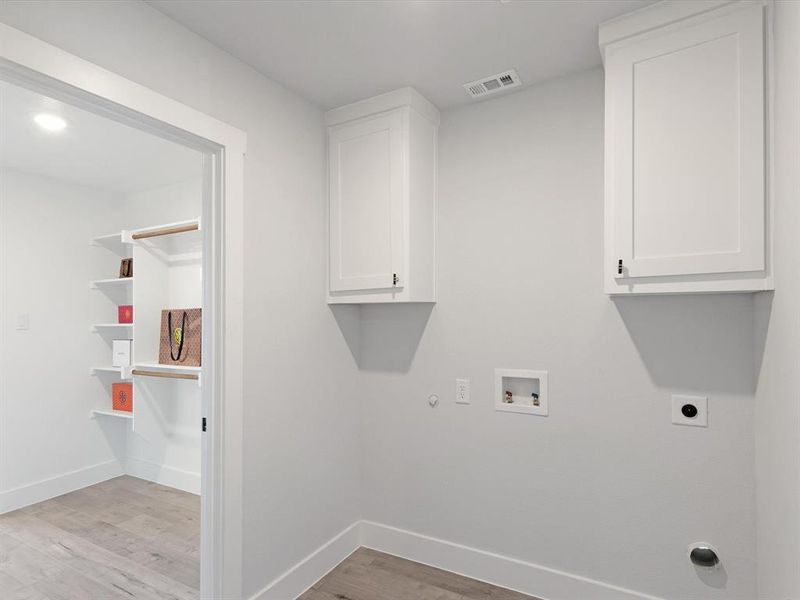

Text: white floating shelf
xmin=129 ymin=218 xmax=202 ymax=264
xmin=90 ymin=408 xmax=133 ymax=420
xmin=90 ymin=277 xmax=133 ymax=288
xmin=91 ymin=323 xmax=134 ymax=333
xmin=134 ymin=362 xmax=201 ymax=374
xmin=90 ymin=366 xmax=133 ymax=379
xmin=90 ymin=232 xmax=132 ymax=257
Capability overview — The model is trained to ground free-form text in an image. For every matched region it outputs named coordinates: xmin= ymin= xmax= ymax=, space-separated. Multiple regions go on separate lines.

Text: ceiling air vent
xmin=463 ymin=69 xmax=522 ymax=99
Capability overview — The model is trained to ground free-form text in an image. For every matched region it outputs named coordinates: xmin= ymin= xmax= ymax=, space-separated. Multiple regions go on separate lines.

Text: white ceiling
xmin=0 ymin=81 xmax=202 ymax=194
xmin=149 ymin=0 xmax=655 ymax=110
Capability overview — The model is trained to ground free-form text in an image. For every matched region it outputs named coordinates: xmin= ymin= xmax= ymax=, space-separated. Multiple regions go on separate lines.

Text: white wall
xmin=359 ymin=70 xmax=757 ymax=599
xmin=0 ymin=2 xmax=362 ymax=597
xmin=754 ymin=1 xmax=800 ymax=597
xmin=0 ymin=168 xmax=126 ymax=513
xmin=121 ymin=178 xmax=202 ymax=230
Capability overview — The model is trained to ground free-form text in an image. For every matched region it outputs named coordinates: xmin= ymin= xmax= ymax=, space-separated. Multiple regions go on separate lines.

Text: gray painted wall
xmin=358 ymin=70 xmax=758 ymax=599
xmin=754 ymin=1 xmax=800 ymax=597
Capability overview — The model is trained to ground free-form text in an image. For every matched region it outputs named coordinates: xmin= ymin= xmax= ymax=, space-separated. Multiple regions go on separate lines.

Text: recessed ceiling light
xmin=33 ymin=113 xmax=67 ymax=132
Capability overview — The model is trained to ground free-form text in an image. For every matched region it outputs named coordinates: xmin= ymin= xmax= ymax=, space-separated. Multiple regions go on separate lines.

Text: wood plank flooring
xmin=0 ymin=475 xmax=199 ymax=600
xmin=3 ymin=479 xmax=538 ymax=600
xmin=300 ymin=547 xmax=540 ymax=600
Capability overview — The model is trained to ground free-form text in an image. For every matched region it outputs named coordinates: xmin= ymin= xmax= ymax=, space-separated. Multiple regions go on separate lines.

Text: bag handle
xmin=168 ymin=311 xmax=187 ymax=361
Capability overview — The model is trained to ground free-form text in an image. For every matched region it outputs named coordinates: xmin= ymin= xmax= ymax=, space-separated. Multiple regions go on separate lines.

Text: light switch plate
xmin=672 ymin=395 xmax=708 ymax=427
xmin=16 ymin=313 xmax=29 ymax=330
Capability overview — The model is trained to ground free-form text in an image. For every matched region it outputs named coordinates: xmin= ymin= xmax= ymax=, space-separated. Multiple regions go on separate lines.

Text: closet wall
xmin=0 ymin=168 xmax=125 ymax=513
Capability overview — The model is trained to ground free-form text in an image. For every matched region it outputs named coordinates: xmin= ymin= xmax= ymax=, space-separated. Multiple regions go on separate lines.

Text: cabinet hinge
xmin=393 ymin=273 xmax=398 ymax=286
xmin=617 ymin=259 xmax=623 ymax=275
xmin=202 ymin=417 xmax=207 ymax=432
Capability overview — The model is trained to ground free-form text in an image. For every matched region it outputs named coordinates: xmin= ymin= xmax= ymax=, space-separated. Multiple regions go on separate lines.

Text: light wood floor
xmin=300 ymin=547 xmax=540 ymax=600
xmin=2 ymin=478 xmax=538 ymax=600
xmin=0 ymin=475 xmax=199 ymax=600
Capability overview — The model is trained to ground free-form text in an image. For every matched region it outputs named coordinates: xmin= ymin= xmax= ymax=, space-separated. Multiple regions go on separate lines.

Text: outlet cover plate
xmin=456 ymin=379 xmax=470 ymax=404
xmin=672 ymin=395 xmax=708 ymax=427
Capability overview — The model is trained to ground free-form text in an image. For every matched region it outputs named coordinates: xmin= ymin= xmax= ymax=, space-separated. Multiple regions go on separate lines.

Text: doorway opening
xmin=0 ymin=74 xmax=208 ymax=597
xmin=0 ymin=35 xmax=244 ymax=593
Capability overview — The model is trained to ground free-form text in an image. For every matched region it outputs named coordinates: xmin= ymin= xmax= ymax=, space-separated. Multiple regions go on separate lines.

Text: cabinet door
xmin=607 ymin=5 xmax=764 ymax=279
xmin=329 ymin=111 xmax=405 ymax=292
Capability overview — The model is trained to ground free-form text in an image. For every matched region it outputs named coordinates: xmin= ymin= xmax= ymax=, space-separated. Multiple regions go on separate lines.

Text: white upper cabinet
xmin=329 ymin=111 xmax=404 ymax=293
xmin=600 ymin=1 xmax=772 ymax=294
xmin=326 ymin=88 xmax=438 ymax=303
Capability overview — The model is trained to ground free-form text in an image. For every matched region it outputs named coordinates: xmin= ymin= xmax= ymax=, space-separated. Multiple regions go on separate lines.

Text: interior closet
xmin=0 ymin=76 xmax=207 ymax=574
xmin=90 ymin=212 xmax=204 ymax=493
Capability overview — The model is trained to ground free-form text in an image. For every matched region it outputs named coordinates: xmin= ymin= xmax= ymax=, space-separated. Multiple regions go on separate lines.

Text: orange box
xmin=112 ymin=382 xmax=133 ymax=412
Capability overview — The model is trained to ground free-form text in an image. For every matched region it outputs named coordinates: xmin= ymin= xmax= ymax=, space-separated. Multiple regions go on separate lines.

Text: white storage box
xmin=112 ymin=339 xmax=133 ymax=367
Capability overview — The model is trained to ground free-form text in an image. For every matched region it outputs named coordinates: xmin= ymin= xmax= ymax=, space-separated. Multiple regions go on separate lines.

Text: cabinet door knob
xmin=617 ymin=259 xmax=623 ymax=275
xmin=393 ymin=273 xmax=398 ymax=286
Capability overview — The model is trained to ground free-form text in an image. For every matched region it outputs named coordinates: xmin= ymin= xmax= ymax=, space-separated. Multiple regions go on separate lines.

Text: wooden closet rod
xmin=131 ymin=223 xmax=198 ymax=240
xmin=131 ymin=369 xmax=199 ymax=381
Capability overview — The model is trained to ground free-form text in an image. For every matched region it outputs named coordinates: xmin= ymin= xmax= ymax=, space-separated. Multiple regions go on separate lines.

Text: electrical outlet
xmin=672 ymin=395 xmax=708 ymax=427
xmin=456 ymin=379 xmax=470 ymax=404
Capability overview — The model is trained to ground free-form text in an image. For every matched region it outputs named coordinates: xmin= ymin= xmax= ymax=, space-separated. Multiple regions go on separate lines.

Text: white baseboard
xmin=0 ymin=459 xmax=123 ymax=515
xmin=124 ymin=457 xmax=200 ymax=495
xmin=249 ymin=520 xmax=663 ymax=600
xmin=360 ymin=521 xmax=664 ymax=600
xmin=249 ymin=521 xmax=361 ymax=600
